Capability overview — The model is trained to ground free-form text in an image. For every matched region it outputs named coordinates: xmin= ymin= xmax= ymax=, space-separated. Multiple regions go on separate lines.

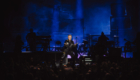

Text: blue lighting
xmin=76 ymin=0 xmax=83 ymax=19
xmin=84 ymin=4 xmax=111 ymax=35
xmin=16 ymin=0 xmax=135 ymax=59
xmin=51 ymin=5 xmax=59 ymax=32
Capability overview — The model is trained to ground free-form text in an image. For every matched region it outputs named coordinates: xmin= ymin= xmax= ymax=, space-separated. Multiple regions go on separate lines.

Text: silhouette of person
xmin=98 ymin=32 xmax=109 ymax=45
xmin=61 ymin=34 xmax=77 ymax=68
xmin=125 ymin=41 xmax=132 ymax=51
xmin=133 ymin=32 xmax=140 ymax=57
xmin=96 ymin=32 xmax=109 ymax=62
xmin=26 ymin=29 xmax=36 ymax=52
xmin=14 ymin=35 xmax=24 ymax=53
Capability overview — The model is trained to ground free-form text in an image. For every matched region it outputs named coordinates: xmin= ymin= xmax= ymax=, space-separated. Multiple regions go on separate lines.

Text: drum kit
xmin=76 ymin=34 xmax=92 ymax=52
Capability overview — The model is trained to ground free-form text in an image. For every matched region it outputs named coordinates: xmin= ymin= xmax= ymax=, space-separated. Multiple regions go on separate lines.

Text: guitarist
xmin=61 ymin=34 xmax=77 ymax=67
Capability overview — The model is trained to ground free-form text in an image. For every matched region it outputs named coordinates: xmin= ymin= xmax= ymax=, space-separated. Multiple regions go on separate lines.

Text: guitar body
xmin=61 ymin=40 xmax=77 ymax=58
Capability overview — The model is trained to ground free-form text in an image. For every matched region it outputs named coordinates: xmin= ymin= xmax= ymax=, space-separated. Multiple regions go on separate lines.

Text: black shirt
xmin=64 ymin=40 xmax=74 ymax=50
xmin=26 ymin=32 xmax=36 ymax=43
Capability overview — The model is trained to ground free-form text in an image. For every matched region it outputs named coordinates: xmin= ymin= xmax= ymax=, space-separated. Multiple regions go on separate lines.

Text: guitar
xmin=61 ymin=42 xmax=78 ymax=58
xmin=64 ymin=42 xmax=78 ymax=51
xmin=124 ymin=39 xmax=133 ymax=44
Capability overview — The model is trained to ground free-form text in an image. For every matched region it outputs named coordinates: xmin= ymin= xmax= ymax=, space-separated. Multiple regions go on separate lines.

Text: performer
xmin=14 ymin=35 xmax=24 ymax=53
xmin=133 ymin=32 xmax=140 ymax=58
xmin=95 ymin=32 xmax=109 ymax=62
xmin=61 ymin=34 xmax=77 ymax=67
xmin=98 ymin=32 xmax=109 ymax=45
xmin=26 ymin=29 xmax=36 ymax=51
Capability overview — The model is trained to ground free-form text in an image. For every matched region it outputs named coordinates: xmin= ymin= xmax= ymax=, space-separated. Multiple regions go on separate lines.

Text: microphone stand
xmin=76 ymin=37 xmax=77 ymax=44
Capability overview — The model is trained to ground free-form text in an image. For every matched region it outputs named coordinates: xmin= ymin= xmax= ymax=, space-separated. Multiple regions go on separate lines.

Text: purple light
xmin=77 ymin=52 xmax=88 ymax=58
xmin=78 ymin=54 xmax=81 ymax=58
xmin=67 ymin=55 xmax=71 ymax=59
